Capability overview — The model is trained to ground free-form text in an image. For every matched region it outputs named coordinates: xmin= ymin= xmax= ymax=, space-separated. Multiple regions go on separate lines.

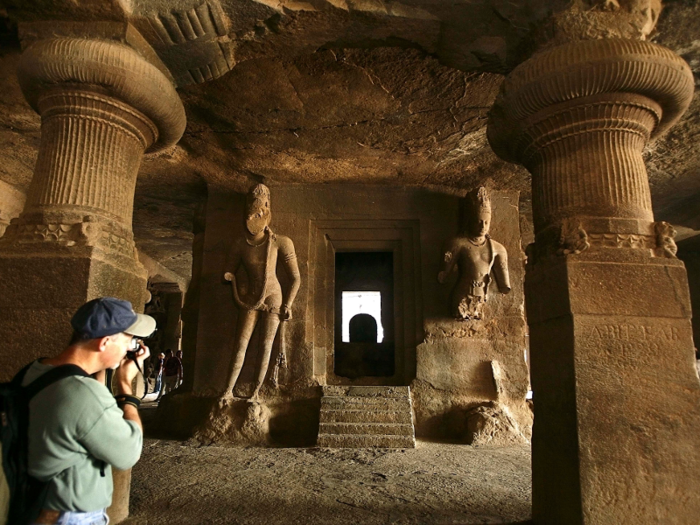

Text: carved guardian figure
xmin=223 ymin=184 xmax=301 ymax=400
xmin=438 ymin=187 xmax=511 ymax=320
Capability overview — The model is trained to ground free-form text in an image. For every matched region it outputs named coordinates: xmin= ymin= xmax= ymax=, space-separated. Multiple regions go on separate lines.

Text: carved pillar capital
xmin=2 ymin=37 xmax=186 ymax=263
xmin=487 ymin=38 xmax=694 ymax=260
xmin=17 ymin=37 xmax=186 ymax=152
xmin=528 ymin=0 xmax=663 ymax=54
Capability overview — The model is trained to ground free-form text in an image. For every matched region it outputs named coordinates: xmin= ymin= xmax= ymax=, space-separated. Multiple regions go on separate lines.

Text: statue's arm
xmin=438 ymin=238 xmax=458 ymax=284
xmin=279 ymin=236 xmax=301 ymax=319
xmin=492 ymin=242 xmax=511 ymax=294
xmin=223 ymin=242 xmax=242 ymax=282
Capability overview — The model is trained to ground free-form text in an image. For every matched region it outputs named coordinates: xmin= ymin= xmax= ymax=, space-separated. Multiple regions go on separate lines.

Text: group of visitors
xmin=142 ymin=348 xmax=184 ymax=399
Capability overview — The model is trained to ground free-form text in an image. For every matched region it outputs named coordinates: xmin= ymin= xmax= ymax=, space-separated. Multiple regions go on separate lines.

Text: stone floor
xmin=122 ymin=437 xmax=532 ymax=525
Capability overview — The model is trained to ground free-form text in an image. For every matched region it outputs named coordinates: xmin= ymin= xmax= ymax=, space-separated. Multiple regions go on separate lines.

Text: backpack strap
xmin=10 ymin=360 xmax=39 ymax=387
xmin=23 ymin=364 xmax=89 ymax=401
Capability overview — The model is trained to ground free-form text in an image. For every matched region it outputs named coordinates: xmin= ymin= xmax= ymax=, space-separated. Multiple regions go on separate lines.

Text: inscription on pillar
xmin=587 ymin=323 xmax=679 ymax=342
xmin=578 ymin=318 xmax=688 ymax=366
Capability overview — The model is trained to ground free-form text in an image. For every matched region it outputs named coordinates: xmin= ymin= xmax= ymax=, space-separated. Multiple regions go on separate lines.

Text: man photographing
xmin=19 ymin=297 xmax=154 ymax=525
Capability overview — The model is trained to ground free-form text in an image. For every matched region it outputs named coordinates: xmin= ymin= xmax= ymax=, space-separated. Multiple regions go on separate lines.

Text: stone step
xmin=320 ymin=409 xmax=413 ymax=424
xmin=317 ymin=433 xmax=416 ymax=449
xmin=318 ymin=386 xmax=416 ymax=449
xmin=319 ymin=422 xmax=414 ymax=436
xmin=321 ymin=396 xmax=411 ymax=410
xmin=322 ymin=385 xmax=411 ymax=398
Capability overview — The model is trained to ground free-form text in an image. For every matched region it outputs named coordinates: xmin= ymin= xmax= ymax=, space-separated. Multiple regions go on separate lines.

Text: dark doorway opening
xmin=334 ymin=251 xmax=394 ymax=379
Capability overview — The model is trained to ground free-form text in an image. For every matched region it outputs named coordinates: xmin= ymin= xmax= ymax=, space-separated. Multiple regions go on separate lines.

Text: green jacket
xmin=23 ymin=361 xmax=143 ymax=511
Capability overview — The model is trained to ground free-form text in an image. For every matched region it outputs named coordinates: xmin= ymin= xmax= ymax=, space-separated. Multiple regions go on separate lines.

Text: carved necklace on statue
xmin=467 ymin=236 xmax=488 ymax=247
xmin=245 ymin=233 xmax=267 ymax=247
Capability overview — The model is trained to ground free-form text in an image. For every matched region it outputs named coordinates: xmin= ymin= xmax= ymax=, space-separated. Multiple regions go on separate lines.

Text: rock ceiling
xmin=0 ymin=0 xmax=699 ymax=278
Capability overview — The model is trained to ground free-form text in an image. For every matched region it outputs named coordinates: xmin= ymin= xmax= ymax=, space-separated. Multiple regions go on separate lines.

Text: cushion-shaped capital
xmin=488 ymin=39 xmax=694 ymax=164
xmin=18 ymin=37 xmax=186 ymax=153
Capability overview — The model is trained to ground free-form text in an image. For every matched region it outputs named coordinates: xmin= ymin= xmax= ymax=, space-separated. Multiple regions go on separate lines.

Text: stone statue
xmin=223 ymin=184 xmax=301 ymax=399
xmin=654 ymin=221 xmax=677 ymax=258
xmin=438 ymin=187 xmax=511 ymax=320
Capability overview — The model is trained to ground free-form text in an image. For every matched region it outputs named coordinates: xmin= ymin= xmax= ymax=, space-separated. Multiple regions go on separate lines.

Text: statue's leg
xmin=224 ymin=308 xmax=259 ymax=395
xmin=250 ymin=312 xmax=281 ymax=399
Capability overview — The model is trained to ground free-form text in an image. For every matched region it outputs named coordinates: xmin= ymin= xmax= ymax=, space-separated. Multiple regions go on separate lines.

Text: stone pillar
xmin=0 ymin=37 xmax=185 ymax=522
xmin=488 ymin=39 xmax=700 ymax=524
xmin=181 ymin=197 xmax=207 ymax=392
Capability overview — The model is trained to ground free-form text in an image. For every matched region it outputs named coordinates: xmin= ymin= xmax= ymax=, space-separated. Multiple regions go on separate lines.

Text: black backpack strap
xmin=10 ymin=360 xmax=40 ymax=387
xmin=23 ymin=364 xmax=89 ymax=401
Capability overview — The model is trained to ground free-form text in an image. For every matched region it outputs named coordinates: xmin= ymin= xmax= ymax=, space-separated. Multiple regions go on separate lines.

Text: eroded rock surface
xmin=464 ymin=401 xmax=529 ymax=447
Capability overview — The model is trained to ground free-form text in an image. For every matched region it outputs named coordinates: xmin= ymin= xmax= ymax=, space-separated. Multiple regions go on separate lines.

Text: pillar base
xmin=0 ymin=245 xmax=148 ymax=380
xmin=107 ymin=469 xmax=132 ymax=524
xmin=152 ymin=392 xmax=217 ymax=439
xmin=527 ymin=253 xmax=700 ymax=524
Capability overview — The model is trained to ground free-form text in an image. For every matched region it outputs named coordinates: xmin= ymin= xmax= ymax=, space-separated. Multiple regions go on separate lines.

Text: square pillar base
xmin=527 ymin=254 xmax=700 ymax=524
xmin=0 ymin=247 xmax=148 ymax=380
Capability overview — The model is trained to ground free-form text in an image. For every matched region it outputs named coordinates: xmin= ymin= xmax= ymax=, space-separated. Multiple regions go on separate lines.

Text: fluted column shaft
xmin=523 ymin=94 xmax=657 ymax=230
xmin=0 ymin=37 xmax=186 ymax=260
xmin=26 ymin=90 xmax=156 ymax=227
xmin=489 ymin=39 xmax=693 ymax=251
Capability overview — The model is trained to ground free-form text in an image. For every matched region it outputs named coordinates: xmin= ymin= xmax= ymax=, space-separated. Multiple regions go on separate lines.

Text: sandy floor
xmin=122 ymin=438 xmax=532 ymax=525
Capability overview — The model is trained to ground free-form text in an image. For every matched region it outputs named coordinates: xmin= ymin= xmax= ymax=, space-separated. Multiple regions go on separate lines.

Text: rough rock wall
xmin=676 ymin=235 xmax=700 ymax=352
xmin=0 ymin=179 xmax=25 ymax=237
xmin=192 ymin=188 xmax=248 ymax=396
xmin=189 ymin=182 xmax=528 ymax=443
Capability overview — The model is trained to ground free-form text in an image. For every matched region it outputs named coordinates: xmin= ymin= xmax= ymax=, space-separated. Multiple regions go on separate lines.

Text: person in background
xmin=175 ymin=350 xmax=184 ymax=388
xmin=153 ymin=352 xmax=165 ymax=396
xmin=141 ymin=357 xmax=155 ymax=398
xmin=158 ymin=350 xmax=182 ymax=400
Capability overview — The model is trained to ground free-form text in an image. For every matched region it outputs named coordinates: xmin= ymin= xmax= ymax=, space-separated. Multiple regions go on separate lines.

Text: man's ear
xmin=97 ymin=335 xmax=112 ymax=352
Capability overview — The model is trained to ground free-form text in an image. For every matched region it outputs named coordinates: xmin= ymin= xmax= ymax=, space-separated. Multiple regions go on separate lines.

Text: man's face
xmin=468 ymin=210 xmax=491 ymax=238
xmin=103 ymin=332 xmax=132 ymax=369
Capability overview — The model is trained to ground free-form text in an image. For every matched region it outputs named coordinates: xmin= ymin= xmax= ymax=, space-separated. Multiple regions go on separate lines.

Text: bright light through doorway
xmin=341 ymin=291 xmax=384 ymax=343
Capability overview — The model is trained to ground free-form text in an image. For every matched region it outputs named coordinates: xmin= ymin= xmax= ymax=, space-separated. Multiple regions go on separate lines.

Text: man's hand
xmin=115 ymin=342 xmax=150 ymax=395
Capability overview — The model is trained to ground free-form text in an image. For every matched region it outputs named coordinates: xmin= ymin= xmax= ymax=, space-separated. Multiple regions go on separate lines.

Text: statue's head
xmin=465 ymin=186 xmax=491 ymax=239
xmin=245 ymin=183 xmax=271 ymax=236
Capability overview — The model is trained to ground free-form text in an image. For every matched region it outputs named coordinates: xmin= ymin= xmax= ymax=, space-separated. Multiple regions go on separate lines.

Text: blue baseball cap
xmin=71 ymin=297 xmax=156 ymax=340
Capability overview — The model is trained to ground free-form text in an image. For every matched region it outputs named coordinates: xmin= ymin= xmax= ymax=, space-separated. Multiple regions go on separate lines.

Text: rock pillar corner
xmin=487 ymin=36 xmax=700 ymax=524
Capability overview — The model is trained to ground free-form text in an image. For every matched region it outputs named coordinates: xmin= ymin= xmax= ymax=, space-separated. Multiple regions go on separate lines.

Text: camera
xmin=126 ymin=338 xmax=145 ymax=372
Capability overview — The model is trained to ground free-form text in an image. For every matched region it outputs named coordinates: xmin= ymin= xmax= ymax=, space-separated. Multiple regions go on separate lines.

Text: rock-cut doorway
xmin=334 ymin=251 xmax=395 ymax=381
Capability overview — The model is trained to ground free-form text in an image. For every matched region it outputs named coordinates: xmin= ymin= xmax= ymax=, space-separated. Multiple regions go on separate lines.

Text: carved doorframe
xmin=307 ymin=220 xmax=421 ymax=386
